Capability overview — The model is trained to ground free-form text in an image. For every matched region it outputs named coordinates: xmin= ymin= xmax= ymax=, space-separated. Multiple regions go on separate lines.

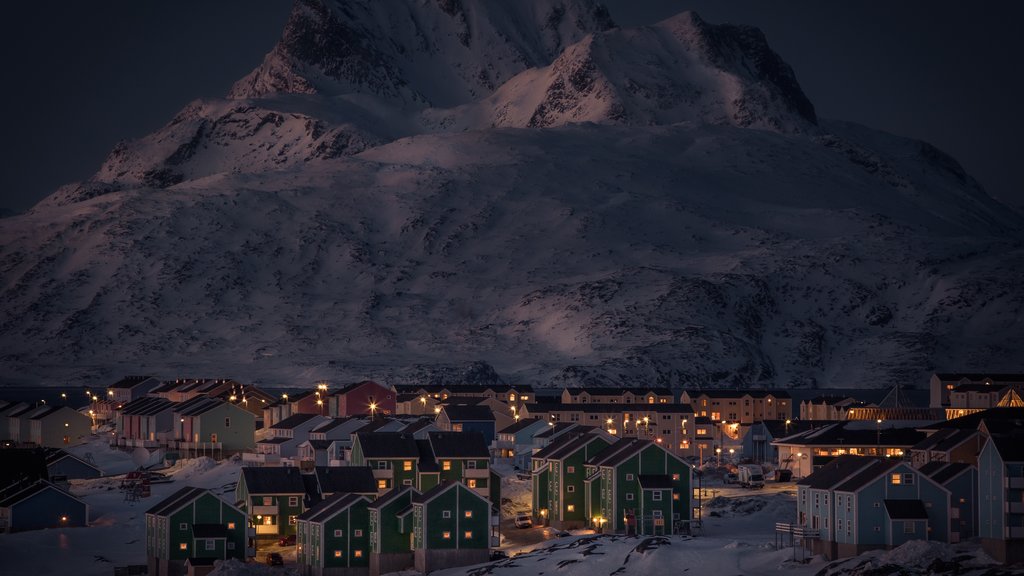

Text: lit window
xmin=567 ymin=505 xmax=575 ymax=512
xmin=334 ymin=551 xmax=342 ymax=558
xmin=378 ymin=479 xmax=388 ymax=490
xmin=890 ymin=473 xmax=902 ymax=485
xmin=263 ymin=497 xmax=273 ymax=506
xmin=464 ymin=531 xmax=473 ymax=539
xmin=673 ymin=493 xmax=680 ymax=500
xmin=354 ymin=550 xmax=363 ymax=558
xmin=403 ymin=460 xmax=413 ymax=471
xmin=468 ymin=479 xmax=477 ymax=488
xmin=289 ymin=515 xmax=297 ymax=525
xmin=443 ymin=461 xmax=452 ymax=471
xmin=464 ymin=510 xmax=473 ymax=518
xmin=180 ymin=543 xmax=188 ymax=550
xmin=442 ymin=531 xmax=451 ymax=539
xmin=227 ymin=522 xmax=236 ymax=530
xmin=567 ymin=466 xmax=575 ymax=474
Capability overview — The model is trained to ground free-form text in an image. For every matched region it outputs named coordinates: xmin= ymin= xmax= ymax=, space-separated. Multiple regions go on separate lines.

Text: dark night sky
xmin=2 ymin=1 xmax=1021 ymax=213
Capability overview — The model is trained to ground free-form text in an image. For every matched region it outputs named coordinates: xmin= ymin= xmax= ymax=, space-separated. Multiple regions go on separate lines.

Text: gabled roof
xmin=499 ymin=418 xmax=542 ymax=435
xmin=638 ymin=475 xmax=673 ymax=489
xmin=566 ymin=386 xmax=675 ymax=396
xmin=28 ymin=405 xmax=62 ymax=420
xmin=533 ymin=428 xmax=599 ymax=460
xmin=42 ymin=448 xmax=101 ymax=472
xmin=257 ymin=437 xmax=292 ymax=445
xmin=192 ymin=524 xmax=228 ymax=538
xmin=990 ymin=434 xmax=1024 ymax=463
xmin=400 ymin=418 xmax=436 ymax=435
xmin=544 ymin=403 xmax=695 ymax=414
xmin=334 ymin=380 xmax=389 ymax=395
xmin=934 ymin=373 xmax=1024 ymax=383
xmin=120 ymin=396 xmax=177 ymax=416
xmin=916 ymin=461 xmax=947 ymax=477
xmin=544 ymin=432 xmax=608 ymax=462
xmin=428 ymin=432 xmax=489 ymax=458
xmin=411 ymin=480 xmax=487 ymax=506
xmin=311 ymin=417 xmax=361 ymax=434
xmin=439 ymin=405 xmax=494 ymax=422
xmin=146 ymin=486 xmax=209 ymax=516
xmin=774 ymin=421 xmax=926 ymax=447
xmin=355 ymin=432 xmax=419 ymax=458
xmin=683 ymin=388 xmax=791 ymax=399
xmin=934 ymin=407 xmax=1024 ymax=430
xmin=416 ymin=439 xmax=439 ymax=472
xmin=367 ymin=486 xmax=415 ymax=510
xmin=883 ymin=499 xmax=929 ymax=520
xmin=271 ymin=413 xmax=323 ymax=430
xmin=929 ymin=462 xmax=973 ymax=485
xmin=0 ymin=480 xmax=86 ymax=508
xmin=588 ymin=438 xmax=650 ymax=467
xmin=297 ymin=492 xmax=368 ymax=523
xmin=315 ymin=466 xmax=376 ymax=494
xmin=175 ymin=397 xmax=222 ymax=417
xmin=833 ymin=459 xmax=898 ymax=493
xmin=240 ymin=467 xmax=307 ymax=495
xmin=797 ymin=456 xmax=876 ymax=490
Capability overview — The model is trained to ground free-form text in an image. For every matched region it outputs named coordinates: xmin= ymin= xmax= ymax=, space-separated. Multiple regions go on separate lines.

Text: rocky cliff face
xmin=2 ymin=1 xmax=1020 ymax=389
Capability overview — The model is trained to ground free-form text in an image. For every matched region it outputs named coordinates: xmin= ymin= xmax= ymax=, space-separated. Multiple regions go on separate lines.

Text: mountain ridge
xmin=2 ymin=1 xmax=1022 ymax=389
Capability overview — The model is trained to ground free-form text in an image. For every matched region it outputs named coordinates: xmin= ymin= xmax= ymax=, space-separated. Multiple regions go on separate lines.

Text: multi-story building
xmin=560 ymin=387 xmax=675 ymax=405
xmin=772 ymin=421 xmax=926 ymax=479
xmin=411 ymin=481 xmax=491 ymax=573
xmin=145 ymin=486 xmax=248 ymax=576
xmin=978 ymin=432 xmax=1024 ymax=563
xmin=296 ymin=493 xmax=372 ymax=576
xmin=531 ymin=428 xmax=614 ymax=529
xmin=680 ymin=389 xmax=792 ymax=424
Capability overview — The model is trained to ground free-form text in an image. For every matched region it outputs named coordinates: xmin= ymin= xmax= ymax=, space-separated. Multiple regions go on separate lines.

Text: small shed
xmin=0 ymin=480 xmax=89 ymax=532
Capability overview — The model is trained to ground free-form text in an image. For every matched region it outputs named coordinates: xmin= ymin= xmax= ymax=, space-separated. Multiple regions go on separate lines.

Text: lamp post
xmin=716 ymin=447 xmax=722 ymax=467
xmin=369 ymin=402 xmax=377 ymax=420
xmin=876 ymin=419 xmax=883 ymax=454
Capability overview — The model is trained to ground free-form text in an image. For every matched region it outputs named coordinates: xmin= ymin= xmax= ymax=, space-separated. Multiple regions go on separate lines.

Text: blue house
xmin=44 ymin=448 xmax=102 ymax=480
xmin=493 ymin=418 xmax=549 ymax=470
xmin=436 ymin=405 xmax=496 ymax=446
xmin=742 ymin=420 xmax=822 ymax=465
xmin=798 ymin=456 xmax=950 ymax=559
xmin=978 ymin=433 xmax=1024 ymax=564
xmin=918 ymin=461 xmax=977 ymax=543
xmin=0 ymin=480 xmax=89 ymax=532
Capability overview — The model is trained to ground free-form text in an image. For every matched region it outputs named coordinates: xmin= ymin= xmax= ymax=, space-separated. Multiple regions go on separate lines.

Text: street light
xmin=716 ymin=447 xmax=722 ymax=467
xmin=876 ymin=419 xmax=883 ymax=453
xmin=369 ymin=402 xmax=377 ymax=419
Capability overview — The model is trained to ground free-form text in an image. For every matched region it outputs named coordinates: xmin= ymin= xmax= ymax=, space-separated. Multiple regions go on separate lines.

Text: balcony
xmin=242 ymin=453 xmax=281 ymax=466
xmin=251 ymin=505 xmax=278 ymax=516
xmin=464 ymin=468 xmax=490 ymax=479
xmin=1006 ymin=477 xmax=1024 ymax=489
xmin=255 ymin=524 xmax=279 ymax=535
xmin=1005 ymin=526 xmax=1024 ymax=539
xmin=372 ymin=469 xmax=394 ymax=480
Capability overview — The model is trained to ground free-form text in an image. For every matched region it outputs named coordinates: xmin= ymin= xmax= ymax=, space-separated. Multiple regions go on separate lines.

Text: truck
xmin=737 ymin=464 xmax=765 ymax=489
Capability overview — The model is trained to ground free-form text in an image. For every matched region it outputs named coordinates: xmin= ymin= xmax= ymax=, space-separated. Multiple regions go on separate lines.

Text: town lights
xmin=108 ymin=390 xmax=114 ymax=397
xmin=369 ymin=402 xmax=377 ymax=418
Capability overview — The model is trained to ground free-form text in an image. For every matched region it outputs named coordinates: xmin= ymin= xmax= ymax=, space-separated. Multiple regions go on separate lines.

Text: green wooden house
xmin=146 ymin=486 xmax=247 ymax=576
xmin=427 ymin=432 xmax=492 ymax=499
xmin=296 ymin=493 xmax=371 ymax=576
xmin=367 ymin=487 xmax=416 ymax=576
xmin=350 ymin=432 xmax=421 ymax=494
xmin=530 ymin=430 xmax=613 ymax=529
xmin=585 ymin=438 xmax=692 ymax=535
xmin=411 ymin=481 xmax=490 ymax=573
xmin=236 ymin=466 xmax=308 ymax=537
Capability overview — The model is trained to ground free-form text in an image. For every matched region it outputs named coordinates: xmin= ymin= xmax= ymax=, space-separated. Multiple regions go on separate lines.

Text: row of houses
xmin=526 ymin=424 xmax=694 ymax=536
xmin=0 ymin=400 xmax=92 ymax=448
xmin=791 ymin=407 xmax=1024 ymax=564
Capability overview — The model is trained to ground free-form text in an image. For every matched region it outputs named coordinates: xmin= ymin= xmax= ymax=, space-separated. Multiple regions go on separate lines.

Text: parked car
xmin=278 ymin=534 xmax=296 ymax=546
xmin=266 ymin=552 xmax=284 ymax=566
xmin=514 ymin=513 xmax=532 ymax=528
xmin=723 ymin=472 xmax=738 ymax=485
xmin=490 ymin=550 xmax=509 ymax=561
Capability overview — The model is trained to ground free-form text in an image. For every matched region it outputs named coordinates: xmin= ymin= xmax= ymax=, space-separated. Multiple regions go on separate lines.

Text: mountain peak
xmin=229 ymin=0 xmax=615 ymax=106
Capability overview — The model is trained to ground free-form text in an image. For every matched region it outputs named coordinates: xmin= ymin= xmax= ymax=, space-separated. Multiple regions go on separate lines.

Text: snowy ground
xmin=1 ymin=436 xmax=1020 ymax=575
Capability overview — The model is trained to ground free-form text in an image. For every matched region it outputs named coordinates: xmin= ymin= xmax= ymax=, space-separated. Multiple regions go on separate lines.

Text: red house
xmin=331 ymin=381 xmax=395 ymax=417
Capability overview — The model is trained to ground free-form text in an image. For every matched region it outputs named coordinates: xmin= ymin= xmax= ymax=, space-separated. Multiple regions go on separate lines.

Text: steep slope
xmin=2 ymin=1 xmax=1021 ymax=388
xmin=424 ymin=11 xmax=816 ymax=131
xmin=229 ymin=0 xmax=614 ymax=106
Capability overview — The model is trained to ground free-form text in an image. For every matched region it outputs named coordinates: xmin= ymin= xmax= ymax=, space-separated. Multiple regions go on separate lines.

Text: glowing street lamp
xmin=316 ymin=399 xmax=324 ymax=415
xmin=369 ymin=402 xmax=378 ymax=419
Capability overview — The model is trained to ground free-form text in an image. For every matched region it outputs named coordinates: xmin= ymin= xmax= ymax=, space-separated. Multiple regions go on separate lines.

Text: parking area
xmin=498 ymin=518 xmax=563 ymax=550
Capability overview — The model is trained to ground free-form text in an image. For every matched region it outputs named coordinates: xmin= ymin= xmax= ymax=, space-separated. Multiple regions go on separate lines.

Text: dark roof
xmin=0 ymin=480 xmax=85 ymax=508
xmin=192 ymin=524 xmax=227 ymax=538
xmin=297 ymin=492 xmax=367 ymax=523
xmin=367 ymin=486 xmax=415 ymax=510
xmin=41 ymin=448 xmax=101 ymax=471
xmin=917 ymin=461 xmax=948 ymax=477
xmin=566 ymin=386 xmax=674 ymax=396
xmin=588 ymin=438 xmax=652 ymax=468
xmin=533 ymin=428 xmax=598 ymax=460
xmin=428 ymin=432 xmax=489 ymax=458
xmin=315 ymin=466 xmax=376 ymax=494
xmin=257 ymin=437 xmax=292 ymax=445
xmin=28 ymin=405 xmax=61 ymax=419
xmin=146 ymin=486 xmax=208 ymax=516
xmin=334 ymin=380 xmax=388 ymax=395
xmin=271 ymin=413 xmax=322 ymax=430
xmin=545 ymin=433 xmax=608 ymax=461
xmin=401 ymin=419 xmax=435 ymax=435
xmin=951 ymin=383 xmax=1007 ymax=393
xmin=356 ymin=432 xmax=419 ymax=458
xmin=499 ymin=418 xmax=542 ymax=434
xmin=834 ymin=459 xmax=898 ymax=493
xmin=775 ymin=422 xmax=926 ymax=447
xmin=109 ymin=375 xmax=154 ymax=389
xmin=416 ymin=439 xmax=439 ymax=472
xmin=759 ymin=420 xmax=832 ymax=440
xmin=797 ymin=456 xmax=876 ymax=490
xmin=638 ymin=475 xmax=673 ymax=489
xmin=883 ymin=499 xmax=929 ymax=520
xmin=240 ymin=467 xmax=307 ymax=494
xmin=440 ymin=405 xmax=494 ymax=422
xmin=411 ymin=480 xmax=487 ymax=506
xmin=930 ymin=462 xmax=973 ymax=485
xmin=175 ymin=397 xmax=223 ymax=417
xmin=312 ymin=417 xmax=360 ymax=433
xmin=934 ymin=408 xmax=1024 ymax=430
xmin=121 ymin=396 xmax=176 ymax=416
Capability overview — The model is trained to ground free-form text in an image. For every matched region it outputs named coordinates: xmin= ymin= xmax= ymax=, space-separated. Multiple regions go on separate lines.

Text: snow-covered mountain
xmin=2 ymin=0 xmax=1022 ymax=389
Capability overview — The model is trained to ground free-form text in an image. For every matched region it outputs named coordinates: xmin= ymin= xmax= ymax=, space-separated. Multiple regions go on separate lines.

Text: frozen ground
xmin=0 ymin=436 xmax=1019 ymax=576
